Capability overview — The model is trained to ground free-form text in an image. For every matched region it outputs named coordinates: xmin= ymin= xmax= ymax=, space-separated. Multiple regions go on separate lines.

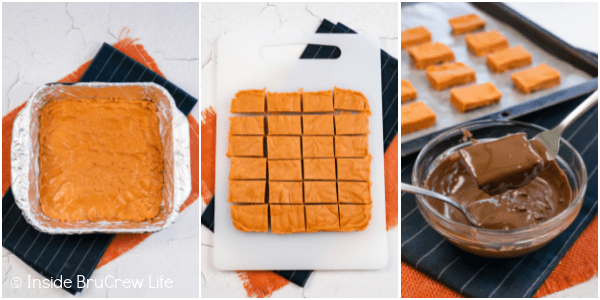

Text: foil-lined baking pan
xmin=11 ymin=82 xmax=191 ymax=234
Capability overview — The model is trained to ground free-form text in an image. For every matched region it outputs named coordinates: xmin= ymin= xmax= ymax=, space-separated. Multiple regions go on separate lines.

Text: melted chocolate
xmin=424 ymin=152 xmax=572 ymax=230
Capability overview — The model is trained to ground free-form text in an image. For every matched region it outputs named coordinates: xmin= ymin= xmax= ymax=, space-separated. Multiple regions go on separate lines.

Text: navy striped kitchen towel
xmin=201 ymin=18 xmax=398 ymax=287
xmin=401 ymin=92 xmax=598 ymax=297
xmin=2 ymin=42 xmax=197 ymax=295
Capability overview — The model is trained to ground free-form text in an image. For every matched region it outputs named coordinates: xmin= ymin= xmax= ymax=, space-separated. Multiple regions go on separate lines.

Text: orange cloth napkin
xmin=2 ymin=34 xmax=199 ymax=269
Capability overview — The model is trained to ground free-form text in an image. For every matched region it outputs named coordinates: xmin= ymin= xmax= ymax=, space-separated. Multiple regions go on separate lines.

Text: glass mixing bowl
xmin=411 ymin=120 xmax=587 ymax=257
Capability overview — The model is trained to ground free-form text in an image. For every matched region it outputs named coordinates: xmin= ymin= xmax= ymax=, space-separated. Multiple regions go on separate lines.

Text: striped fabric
xmin=401 ymin=94 xmax=598 ymax=297
xmin=201 ymin=19 xmax=398 ymax=287
xmin=2 ymin=43 xmax=197 ymax=295
xmin=80 ymin=43 xmax=198 ymax=115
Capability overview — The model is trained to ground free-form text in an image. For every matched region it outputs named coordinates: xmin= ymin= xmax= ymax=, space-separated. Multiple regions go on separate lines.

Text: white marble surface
xmin=2 ymin=2 xmax=199 ymax=297
xmin=201 ymin=2 xmax=398 ymax=298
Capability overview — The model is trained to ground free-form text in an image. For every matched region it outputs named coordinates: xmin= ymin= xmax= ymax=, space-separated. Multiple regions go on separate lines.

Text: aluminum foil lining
xmin=401 ymin=2 xmax=593 ymax=143
xmin=11 ymin=82 xmax=192 ymax=234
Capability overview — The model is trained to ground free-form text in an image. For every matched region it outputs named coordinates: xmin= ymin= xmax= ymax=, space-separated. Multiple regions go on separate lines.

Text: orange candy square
xmin=425 ymin=62 xmax=476 ymax=91
xmin=305 ymin=205 xmax=340 ymax=232
xmin=268 ymin=160 xmax=302 ymax=181
xmin=230 ymin=204 xmax=268 ymax=232
xmin=304 ymin=181 xmax=337 ymax=203
xmin=269 ymin=181 xmax=303 ymax=204
xmin=303 ymin=158 xmax=336 ymax=180
xmin=401 ymin=101 xmax=437 ymax=135
xmin=333 ymin=87 xmax=370 ymax=112
xmin=267 ymin=91 xmax=301 ymax=112
xmin=303 ymin=114 xmax=334 ymax=135
xmin=408 ymin=42 xmax=455 ymax=69
xmin=486 ymin=45 xmax=532 ymax=73
xmin=335 ymin=135 xmax=369 ymax=157
xmin=227 ymin=136 xmax=264 ymax=157
xmin=270 ymin=205 xmax=306 ymax=234
xmin=401 ymin=26 xmax=432 ymax=49
xmin=449 ymin=82 xmax=502 ymax=113
xmin=335 ymin=113 xmax=369 ymax=135
xmin=339 ymin=204 xmax=372 ymax=232
xmin=337 ymin=157 xmax=371 ymax=181
xmin=302 ymin=90 xmax=333 ymax=112
xmin=448 ymin=14 xmax=486 ymax=35
xmin=229 ymin=116 xmax=264 ymax=135
xmin=228 ymin=180 xmax=266 ymax=203
xmin=302 ymin=136 xmax=334 ymax=158
xmin=465 ymin=30 xmax=509 ymax=57
xmin=337 ymin=181 xmax=371 ymax=204
xmin=401 ymin=79 xmax=417 ymax=103
xmin=229 ymin=157 xmax=266 ymax=179
xmin=511 ymin=63 xmax=561 ymax=94
xmin=230 ymin=89 xmax=265 ymax=113
xmin=267 ymin=136 xmax=301 ymax=159
xmin=267 ymin=115 xmax=302 ymax=135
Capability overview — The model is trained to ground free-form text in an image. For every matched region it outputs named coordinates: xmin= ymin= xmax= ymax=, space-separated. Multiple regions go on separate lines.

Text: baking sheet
xmin=401 ymin=2 xmax=593 ymax=143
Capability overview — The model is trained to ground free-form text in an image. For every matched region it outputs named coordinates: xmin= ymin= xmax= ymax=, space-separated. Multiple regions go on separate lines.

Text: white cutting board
xmin=214 ymin=33 xmax=387 ymax=270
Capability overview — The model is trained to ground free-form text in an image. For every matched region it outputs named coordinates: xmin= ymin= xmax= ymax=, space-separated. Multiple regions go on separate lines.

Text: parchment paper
xmin=401 ymin=2 xmax=593 ymax=142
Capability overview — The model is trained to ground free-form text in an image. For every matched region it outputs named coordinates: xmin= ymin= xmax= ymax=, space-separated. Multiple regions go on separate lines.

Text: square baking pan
xmin=10 ymin=82 xmax=192 ymax=234
xmin=401 ymin=2 xmax=598 ymax=157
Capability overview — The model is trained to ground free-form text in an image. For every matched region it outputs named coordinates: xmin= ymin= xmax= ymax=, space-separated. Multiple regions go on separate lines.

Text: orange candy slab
xmin=335 ymin=113 xmax=369 ymax=135
xmin=267 ymin=115 xmax=301 ymax=135
xmin=450 ymin=82 xmax=502 ymax=113
xmin=304 ymin=158 xmax=336 ymax=180
xmin=302 ymin=90 xmax=333 ymax=112
xmin=228 ymin=88 xmax=372 ymax=233
xmin=305 ymin=205 xmax=340 ymax=233
xmin=303 ymin=114 xmax=334 ymax=135
xmin=230 ymin=88 xmax=265 ymax=113
xmin=267 ymin=90 xmax=301 ymax=112
xmin=227 ymin=136 xmax=263 ymax=157
xmin=465 ymin=30 xmax=509 ymax=57
xmin=401 ymin=79 xmax=417 ymax=103
xmin=338 ymin=181 xmax=371 ymax=204
xmin=230 ymin=204 xmax=268 ymax=232
xmin=401 ymin=26 xmax=432 ymax=49
xmin=448 ymin=14 xmax=486 ymax=35
xmin=39 ymin=99 xmax=164 ymax=222
xmin=333 ymin=87 xmax=370 ymax=112
xmin=229 ymin=116 xmax=264 ymax=135
xmin=268 ymin=160 xmax=302 ymax=181
xmin=408 ymin=42 xmax=455 ymax=69
xmin=425 ymin=62 xmax=476 ymax=91
xmin=304 ymin=181 xmax=337 ymax=203
xmin=486 ymin=45 xmax=532 ymax=73
xmin=339 ymin=204 xmax=372 ymax=231
xmin=228 ymin=180 xmax=266 ymax=203
xmin=267 ymin=136 xmax=301 ymax=159
xmin=335 ymin=135 xmax=369 ymax=157
xmin=229 ymin=157 xmax=267 ymax=179
xmin=400 ymin=101 xmax=436 ymax=135
xmin=270 ymin=205 xmax=306 ymax=234
xmin=511 ymin=63 xmax=561 ymax=94
xmin=336 ymin=157 xmax=371 ymax=181
xmin=269 ymin=181 xmax=303 ymax=204
xmin=302 ymin=136 xmax=334 ymax=158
